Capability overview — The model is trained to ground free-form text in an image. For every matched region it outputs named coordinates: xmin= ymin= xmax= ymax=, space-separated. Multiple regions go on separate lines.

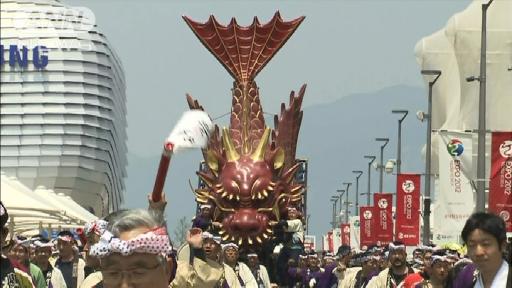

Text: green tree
xmin=173 ymin=216 xmax=189 ymax=246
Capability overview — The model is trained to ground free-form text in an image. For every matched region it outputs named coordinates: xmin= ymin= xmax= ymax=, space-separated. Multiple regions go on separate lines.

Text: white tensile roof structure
xmin=1 ymin=172 xmax=97 ymax=236
xmin=415 ymin=0 xmax=512 ymax=175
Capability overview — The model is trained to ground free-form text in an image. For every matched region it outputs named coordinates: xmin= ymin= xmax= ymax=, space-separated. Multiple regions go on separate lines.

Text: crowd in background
xmin=1 ymin=198 xmax=511 ymax=288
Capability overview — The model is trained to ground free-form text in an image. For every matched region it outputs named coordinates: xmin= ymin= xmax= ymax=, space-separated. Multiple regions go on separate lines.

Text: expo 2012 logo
xmin=402 ymin=180 xmax=415 ymax=193
xmin=500 ymin=211 xmax=510 ymax=221
xmin=363 ymin=210 xmax=373 ymax=220
xmin=398 ymin=232 xmax=404 ymax=239
xmin=378 ymin=199 xmax=388 ymax=209
xmin=447 ymin=139 xmax=464 ymax=156
xmin=500 ymin=140 xmax=512 ymax=158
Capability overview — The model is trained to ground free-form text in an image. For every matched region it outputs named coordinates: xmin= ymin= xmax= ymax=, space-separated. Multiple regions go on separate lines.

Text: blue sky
xmin=65 ymin=0 xmax=472 ymax=239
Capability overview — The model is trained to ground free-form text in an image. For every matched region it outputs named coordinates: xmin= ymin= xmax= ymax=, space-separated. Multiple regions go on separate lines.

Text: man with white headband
xmin=32 ymin=237 xmax=67 ymax=288
xmin=401 ymin=246 xmax=440 ymax=288
xmin=192 ymin=204 xmax=221 ymax=233
xmin=223 ymin=243 xmax=257 ymax=288
xmin=55 ymin=230 xmax=86 ymax=288
xmin=289 ymin=252 xmax=325 ymax=287
xmin=246 ymin=253 xmax=272 ymax=288
xmin=81 ymin=219 xmax=108 ymax=288
xmin=89 ymin=209 xmax=173 ymax=288
xmin=339 ymin=252 xmax=379 ymax=288
xmin=366 ymin=241 xmax=416 ymax=288
xmin=415 ymin=252 xmax=450 ymax=288
xmin=10 ymin=235 xmax=47 ymax=288
xmin=1 ymin=201 xmax=35 ymax=288
xmin=171 ymin=229 xmax=240 ymax=287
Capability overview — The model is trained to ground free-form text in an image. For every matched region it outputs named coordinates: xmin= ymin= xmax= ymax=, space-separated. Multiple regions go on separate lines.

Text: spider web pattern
xmin=183 ymin=11 xmax=304 ymax=82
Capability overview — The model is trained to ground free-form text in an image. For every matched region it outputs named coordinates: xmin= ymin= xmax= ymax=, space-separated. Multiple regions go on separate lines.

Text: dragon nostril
xmin=229 ymin=209 xmax=267 ymax=235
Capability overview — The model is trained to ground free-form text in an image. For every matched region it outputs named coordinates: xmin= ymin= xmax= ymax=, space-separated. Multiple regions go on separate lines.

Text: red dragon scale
xmin=184 ymin=11 xmax=306 ymax=248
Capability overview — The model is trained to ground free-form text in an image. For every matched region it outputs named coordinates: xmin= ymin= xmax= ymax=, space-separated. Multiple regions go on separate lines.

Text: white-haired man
xmin=89 ymin=209 xmax=174 ymax=288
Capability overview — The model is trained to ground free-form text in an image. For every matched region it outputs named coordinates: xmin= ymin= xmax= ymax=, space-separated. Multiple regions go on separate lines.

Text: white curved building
xmin=0 ymin=0 xmax=127 ymax=216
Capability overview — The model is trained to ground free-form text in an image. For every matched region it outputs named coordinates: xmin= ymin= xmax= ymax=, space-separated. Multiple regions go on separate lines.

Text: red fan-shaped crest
xmin=183 ymin=11 xmax=304 ymax=82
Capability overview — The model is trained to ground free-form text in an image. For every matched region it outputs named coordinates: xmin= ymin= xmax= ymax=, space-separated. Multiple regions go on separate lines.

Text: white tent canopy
xmin=1 ymin=172 xmax=98 ymax=236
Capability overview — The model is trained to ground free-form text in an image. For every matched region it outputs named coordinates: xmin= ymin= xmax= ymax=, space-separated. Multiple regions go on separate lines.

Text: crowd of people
xmin=1 ymin=197 xmax=511 ymax=288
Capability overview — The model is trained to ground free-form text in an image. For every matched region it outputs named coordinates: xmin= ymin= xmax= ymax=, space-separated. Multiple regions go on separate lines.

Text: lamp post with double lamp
xmin=364 ymin=155 xmax=376 ymax=206
xmin=336 ymin=190 xmax=345 ymax=216
xmin=330 ymin=196 xmax=340 ymax=229
xmin=391 ymin=110 xmax=409 ymax=174
xmin=352 ymin=170 xmax=363 ymax=216
xmin=375 ymin=138 xmax=390 ymax=193
xmin=466 ymin=0 xmax=494 ymax=212
xmin=343 ymin=182 xmax=352 ymax=223
xmin=420 ymin=69 xmax=442 ymax=245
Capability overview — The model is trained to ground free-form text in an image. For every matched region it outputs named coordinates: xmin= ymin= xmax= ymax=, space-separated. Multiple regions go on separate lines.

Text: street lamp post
xmin=476 ymin=0 xmax=494 ymax=212
xmin=421 ymin=69 xmax=442 ymax=245
xmin=392 ymin=110 xmax=409 ymax=174
xmin=375 ymin=138 xmax=390 ymax=193
xmin=306 ymin=214 xmax=311 ymax=235
xmin=330 ymin=197 xmax=339 ymax=229
xmin=352 ymin=170 xmax=363 ymax=216
xmin=336 ymin=190 xmax=345 ymax=216
xmin=364 ymin=155 xmax=376 ymax=206
xmin=343 ymin=182 xmax=352 ymax=223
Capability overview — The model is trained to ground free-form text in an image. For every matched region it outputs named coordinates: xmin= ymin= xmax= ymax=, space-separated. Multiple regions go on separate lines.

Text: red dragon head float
xmin=183 ymin=12 xmax=306 ymax=247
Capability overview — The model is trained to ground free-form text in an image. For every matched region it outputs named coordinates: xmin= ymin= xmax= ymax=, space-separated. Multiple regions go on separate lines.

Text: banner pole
xmin=151 ymin=142 xmax=174 ymax=202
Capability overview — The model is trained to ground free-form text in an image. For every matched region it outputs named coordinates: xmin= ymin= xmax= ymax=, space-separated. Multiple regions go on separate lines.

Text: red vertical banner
xmin=395 ymin=174 xmax=421 ymax=245
xmin=373 ymin=193 xmax=393 ymax=245
xmin=341 ymin=224 xmax=350 ymax=245
xmin=360 ymin=206 xmax=375 ymax=246
xmin=327 ymin=231 xmax=334 ymax=252
xmin=489 ymin=132 xmax=512 ymax=232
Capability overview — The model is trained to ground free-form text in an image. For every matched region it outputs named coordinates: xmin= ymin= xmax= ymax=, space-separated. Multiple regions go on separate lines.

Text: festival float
xmin=182 ymin=11 xmax=308 ymax=249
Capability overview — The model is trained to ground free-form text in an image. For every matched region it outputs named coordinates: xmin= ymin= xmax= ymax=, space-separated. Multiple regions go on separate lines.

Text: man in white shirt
xmin=247 ymin=253 xmax=272 ymax=288
xmin=461 ymin=212 xmax=511 ymax=288
xmin=223 ymin=243 xmax=258 ymax=288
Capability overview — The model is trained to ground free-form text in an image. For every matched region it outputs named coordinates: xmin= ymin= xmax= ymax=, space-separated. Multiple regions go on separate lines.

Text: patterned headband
xmin=33 ymin=240 xmax=54 ymax=248
xmin=431 ymin=255 xmax=448 ymax=264
xmin=389 ymin=242 xmax=406 ymax=252
xmin=222 ymin=243 xmax=238 ymax=251
xmin=14 ymin=237 xmax=30 ymax=248
xmin=89 ymin=226 xmax=173 ymax=258
xmin=202 ymin=232 xmax=221 ymax=244
xmin=57 ymin=235 xmax=74 ymax=242
xmin=84 ymin=220 xmax=108 ymax=236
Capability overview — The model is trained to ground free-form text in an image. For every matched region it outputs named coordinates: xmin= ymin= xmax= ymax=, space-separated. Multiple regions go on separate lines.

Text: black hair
xmin=0 ymin=201 xmax=8 ymax=228
xmin=57 ymin=230 xmax=74 ymax=238
xmin=432 ymin=249 xmax=447 ymax=257
xmin=461 ymin=212 xmax=506 ymax=245
xmin=337 ymin=244 xmax=351 ymax=257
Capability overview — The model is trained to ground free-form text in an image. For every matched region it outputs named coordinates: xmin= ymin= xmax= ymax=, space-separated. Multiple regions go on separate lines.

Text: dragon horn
xmin=222 ymin=127 xmax=240 ymax=162
xmin=251 ymin=127 xmax=270 ymax=162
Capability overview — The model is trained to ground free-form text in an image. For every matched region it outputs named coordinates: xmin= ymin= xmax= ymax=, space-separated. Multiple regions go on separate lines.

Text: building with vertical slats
xmin=1 ymin=0 xmax=127 ymax=216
